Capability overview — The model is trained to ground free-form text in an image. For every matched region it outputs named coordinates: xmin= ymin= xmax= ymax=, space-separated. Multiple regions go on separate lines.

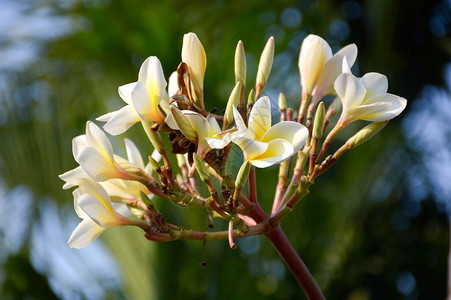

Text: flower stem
xmin=248 ymin=166 xmax=258 ymax=204
xmin=265 ymin=226 xmax=324 ymax=299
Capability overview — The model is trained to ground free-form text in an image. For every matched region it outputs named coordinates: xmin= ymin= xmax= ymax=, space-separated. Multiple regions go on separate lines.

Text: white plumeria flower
xmin=59 ymin=134 xmax=159 ymax=189
xmin=165 ymin=106 xmax=232 ymax=157
xmin=97 ymin=56 xmax=170 ymax=135
xmin=168 ymin=71 xmax=179 ymax=98
xmin=182 ymin=32 xmax=206 ymax=103
xmin=334 ymin=59 xmax=407 ymax=125
xmin=298 ymin=34 xmax=357 ymax=102
xmin=232 ymin=97 xmax=308 ymax=168
xmin=67 ymin=179 xmax=131 ymax=249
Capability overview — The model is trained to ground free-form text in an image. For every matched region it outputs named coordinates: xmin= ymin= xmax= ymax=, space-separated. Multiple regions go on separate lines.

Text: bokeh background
xmin=0 ymin=0 xmax=450 ymax=299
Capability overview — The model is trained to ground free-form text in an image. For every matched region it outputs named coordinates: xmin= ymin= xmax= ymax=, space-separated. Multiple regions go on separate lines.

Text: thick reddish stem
xmin=265 ymin=226 xmax=324 ymax=299
xmin=248 ymin=166 xmax=258 ymax=203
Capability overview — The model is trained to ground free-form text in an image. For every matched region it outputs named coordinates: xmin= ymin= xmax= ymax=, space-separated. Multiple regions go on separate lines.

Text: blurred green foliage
xmin=0 ymin=0 xmax=449 ymax=299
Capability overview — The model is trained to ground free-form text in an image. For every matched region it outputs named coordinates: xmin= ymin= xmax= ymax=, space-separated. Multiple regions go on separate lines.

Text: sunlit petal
xmin=361 ymin=73 xmax=389 ymax=99
xmin=248 ymin=96 xmax=272 ymax=140
xmin=118 ymin=82 xmax=136 ymax=105
xmin=102 ymin=105 xmax=141 ymax=136
xmin=78 ymin=194 xmax=123 ymax=228
xmin=77 ymin=146 xmax=120 ymax=181
xmin=59 ymin=166 xmax=90 ymax=189
xmin=360 ymin=93 xmax=407 ymax=121
xmin=261 ymin=121 xmax=308 ymax=153
xmin=334 ymin=72 xmax=367 ymax=110
xmin=86 ymin=121 xmax=114 ymax=160
xmin=232 ymin=136 xmax=268 ymax=160
xmin=232 ymin=106 xmax=253 ymax=139
xmin=250 ymin=139 xmax=294 ymax=168
xmin=67 ymin=218 xmax=105 ymax=249
xmin=124 ymin=138 xmax=145 ymax=169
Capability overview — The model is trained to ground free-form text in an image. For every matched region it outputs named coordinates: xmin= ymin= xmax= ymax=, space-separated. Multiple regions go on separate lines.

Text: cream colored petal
xmin=298 ymin=34 xmax=332 ymax=95
xmin=313 ymin=44 xmax=358 ymax=100
xmin=168 ymin=107 xmax=197 ymax=143
xmin=334 ymin=72 xmax=367 ymax=111
xmin=232 ymin=106 xmax=253 ymax=139
xmin=112 ymin=202 xmax=131 ymax=217
xmin=124 ymin=138 xmax=144 ymax=169
xmin=182 ymin=32 xmax=207 ymax=92
xmin=118 ymin=82 xmax=136 ymax=105
xmin=248 ymin=96 xmax=272 ymax=140
xmin=184 ymin=111 xmax=210 ymax=141
xmin=77 ymin=178 xmax=111 ymax=205
xmin=59 ymin=166 xmax=90 ymax=189
xmin=77 ymin=146 xmax=120 ymax=181
xmin=208 ymin=116 xmax=221 ymax=136
xmin=78 ymin=194 xmax=123 ymax=228
xmin=72 ymin=135 xmax=88 ymax=162
xmin=361 ymin=73 xmax=389 ymax=100
xmin=103 ymin=105 xmax=141 ymax=136
xmin=345 ymin=102 xmax=392 ymax=122
xmin=67 ymin=219 xmax=105 ymax=249
xmin=96 ymin=111 xmax=115 ymax=123
xmin=73 ymin=188 xmax=87 ymax=219
xmin=261 ymin=121 xmax=308 ymax=153
xmin=131 ymin=80 xmax=165 ymax=122
xmin=232 ymin=136 xmax=268 ymax=160
xmin=168 ymin=71 xmax=179 ymax=97
xmin=250 ymin=138 xmax=294 ymax=168
xmin=360 ymin=93 xmax=407 ymax=121
xmin=86 ymin=121 xmax=114 ymax=160
xmin=204 ymin=133 xmax=232 ymax=150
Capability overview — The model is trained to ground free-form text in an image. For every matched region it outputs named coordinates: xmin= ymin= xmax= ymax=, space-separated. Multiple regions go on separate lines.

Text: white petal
xmin=360 ymin=93 xmax=407 ymax=121
xmin=77 ymin=178 xmax=111 ymax=206
xmin=182 ymin=32 xmax=206 ymax=92
xmin=232 ymin=136 xmax=268 ymax=160
xmin=112 ymin=202 xmax=132 ymax=217
xmin=298 ymin=34 xmax=332 ymax=95
xmin=118 ymin=82 xmax=136 ymax=105
xmin=72 ymin=135 xmax=88 ymax=162
xmin=78 ymin=194 xmax=123 ymax=228
xmin=251 ymin=138 xmax=294 ymax=168
xmin=168 ymin=71 xmax=179 ymax=97
xmin=77 ymin=146 xmax=120 ymax=181
xmin=361 ymin=73 xmax=389 ymax=99
xmin=102 ymin=105 xmax=140 ymax=136
xmin=131 ymin=80 xmax=166 ymax=123
xmin=96 ymin=111 xmax=115 ymax=123
xmin=232 ymin=106 xmax=253 ymax=139
xmin=334 ymin=72 xmax=367 ymax=111
xmin=261 ymin=121 xmax=308 ymax=153
xmin=204 ymin=133 xmax=232 ymax=149
xmin=164 ymin=110 xmax=177 ymax=130
xmin=184 ymin=111 xmax=210 ymax=141
xmin=124 ymin=138 xmax=145 ymax=169
xmin=86 ymin=121 xmax=114 ymax=160
xmin=73 ymin=188 xmax=87 ymax=219
xmin=313 ymin=44 xmax=358 ymax=100
xmin=208 ymin=116 xmax=221 ymax=136
xmin=67 ymin=219 xmax=105 ymax=249
xmin=248 ymin=96 xmax=272 ymax=140
xmin=345 ymin=102 xmax=392 ymax=122
xmin=59 ymin=166 xmax=90 ymax=189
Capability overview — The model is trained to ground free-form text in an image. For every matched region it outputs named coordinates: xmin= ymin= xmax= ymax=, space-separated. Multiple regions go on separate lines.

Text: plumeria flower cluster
xmin=60 ymin=32 xmax=406 ymax=298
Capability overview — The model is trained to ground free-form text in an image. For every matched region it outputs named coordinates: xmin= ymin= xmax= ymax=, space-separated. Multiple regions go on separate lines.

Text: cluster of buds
xmin=60 ymin=32 xmax=406 ymax=294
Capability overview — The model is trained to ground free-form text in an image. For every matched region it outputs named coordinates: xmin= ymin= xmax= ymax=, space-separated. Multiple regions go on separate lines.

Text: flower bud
xmin=235 ymin=40 xmax=246 ymax=85
xmin=298 ymin=34 xmax=332 ymax=96
xmin=247 ymin=89 xmax=255 ymax=106
xmin=255 ymin=36 xmax=274 ymax=98
xmin=193 ymin=153 xmax=210 ymax=182
xmin=224 ymin=82 xmax=243 ymax=129
xmin=278 ymin=93 xmax=286 ymax=110
xmin=235 ymin=161 xmax=251 ymax=190
xmin=313 ymin=102 xmax=325 ymax=139
xmin=182 ymin=32 xmax=207 ymax=105
xmin=347 ymin=121 xmax=388 ymax=149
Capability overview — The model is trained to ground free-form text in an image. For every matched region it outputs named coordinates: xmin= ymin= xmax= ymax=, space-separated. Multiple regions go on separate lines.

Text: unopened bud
xmin=278 ymin=93 xmax=286 ymax=110
xmin=247 ymin=89 xmax=255 ymax=106
xmin=193 ymin=153 xmax=210 ymax=182
xmin=255 ymin=36 xmax=274 ymax=98
xmin=313 ymin=102 xmax=325 ymax=139
xmin=224 ymin=82 xmax=243 ymax=128
xmin=235 ymin=41 xmax=246 ymax=85
xmin=347 ymin=121 xmax=389 ymax=149
xmin=235 ymin=161 xmax=251 ymax=190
